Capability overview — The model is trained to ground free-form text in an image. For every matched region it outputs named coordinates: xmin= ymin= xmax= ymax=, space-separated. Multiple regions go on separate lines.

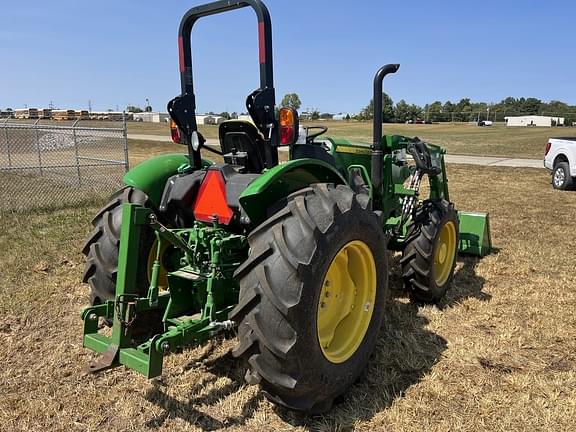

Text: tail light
xmin=193 ymin=170 xmax=233 ymax=225
xmin=170 ymin=119 xmax=181 ymax=144
xmin=545 ymin=142 xmax=552 ymax=156
xmin=279 ymin=107 xmax=299 ymax=145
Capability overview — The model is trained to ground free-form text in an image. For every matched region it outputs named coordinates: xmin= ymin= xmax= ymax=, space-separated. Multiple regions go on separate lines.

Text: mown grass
xmin=317 ymin=121 xmax=576 ymax=159
xmin=125 ymin=120 xmax=576 ymax=159
xmin=0 ymin=163 xmax=575 ymax=431
xmin=127 ymin=139 xmax=225 ymax=166
xmin=9 ymin=118 xmax=575 ymax=159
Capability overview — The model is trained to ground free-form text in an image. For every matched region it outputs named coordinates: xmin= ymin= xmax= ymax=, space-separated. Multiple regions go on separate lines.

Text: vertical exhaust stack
xmin=371 ymin=63 xmax=400 ymax=209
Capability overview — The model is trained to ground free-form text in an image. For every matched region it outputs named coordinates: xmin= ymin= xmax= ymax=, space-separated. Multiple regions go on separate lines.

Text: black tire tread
xmin=82 ymin=186 xmax=152 ymax=304
xmin=230 ymin=184 xmax=387 ymax=413
xmin=402 ymin=199 xmax=459 ymax=303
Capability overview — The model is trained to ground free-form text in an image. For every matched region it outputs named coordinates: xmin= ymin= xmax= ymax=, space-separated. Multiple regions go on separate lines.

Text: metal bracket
xmin=347 ymin=164 xmax=372 ymax=199
xmin=86 ymin=344 xmax=119 ymax=374
xmin=115 ymin=294 xmax=139 ymax=329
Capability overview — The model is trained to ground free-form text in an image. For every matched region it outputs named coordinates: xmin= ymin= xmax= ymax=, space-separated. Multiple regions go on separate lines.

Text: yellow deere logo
xmin=335 ymin=146 xmax=372 ymax=155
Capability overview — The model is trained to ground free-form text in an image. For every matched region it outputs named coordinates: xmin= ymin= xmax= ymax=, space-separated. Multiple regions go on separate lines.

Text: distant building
xmin=332 ymin=113 xmax=351 ymax=121
xmin=51 ymin=110 xmax=76 ymax=121
xmin=15 ymin=108 xmax=39 ymax=119
xmin=90 ymin=111 xmax=126 ymax=121
xmin=237 ymin=114 xmax=252 ymax=122
xmin=38 ymin=108 xmax=52 ymax=119
xmin=132 ymin=112 xmax=169 ymax=123
xmin=505 ymin=115 xmax=565 ymax=127
xmin=195 ymin=115 xmax=215 ymax=125
xmin=193 ymin=114 xmax=227 ymax=125
xmin=76 ymin=110 xmax=89 ymax=120
xmin=211 ymin=116 xmax=226 ymax=125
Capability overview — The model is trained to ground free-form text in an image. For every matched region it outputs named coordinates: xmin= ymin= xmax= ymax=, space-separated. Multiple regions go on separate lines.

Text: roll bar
xmin=169 ymin=0 xmax=277 ymax=169
xmin=178 ymin=0 xmax=274 ymax=94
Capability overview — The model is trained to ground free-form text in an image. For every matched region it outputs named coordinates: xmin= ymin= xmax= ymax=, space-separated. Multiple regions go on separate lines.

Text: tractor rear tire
xmin=401 ymin=199 xmax=459 ymax=304
xmin=82 ymin=187 xmax=155 ymax=305
xmin=229 ymin=184 xmax=388 ymax=413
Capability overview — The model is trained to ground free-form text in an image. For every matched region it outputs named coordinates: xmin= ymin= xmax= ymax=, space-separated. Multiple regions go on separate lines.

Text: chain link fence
xmin=0 ymin=118 xmax=129 ymax=212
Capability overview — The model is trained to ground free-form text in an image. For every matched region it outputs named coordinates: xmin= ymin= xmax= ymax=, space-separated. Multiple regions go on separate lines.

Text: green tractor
xmin=81 ymin=0 xmax=491 ymax=413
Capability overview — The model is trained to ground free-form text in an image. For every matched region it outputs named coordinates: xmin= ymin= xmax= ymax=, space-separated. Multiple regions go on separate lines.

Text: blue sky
xmin=1 ymin=0 xmax=574 ymax=113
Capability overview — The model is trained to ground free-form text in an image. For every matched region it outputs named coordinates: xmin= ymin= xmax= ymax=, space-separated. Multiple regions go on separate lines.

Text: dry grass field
xmin=1 ymin=153 xmax=575 ymax=430
xmin=317 ymin=121 xmax=576 ymax=159
xmin=123 ymin=120 xmax=576 ymax=159
xmin=6 ymin=118 xmax=575 ymax=159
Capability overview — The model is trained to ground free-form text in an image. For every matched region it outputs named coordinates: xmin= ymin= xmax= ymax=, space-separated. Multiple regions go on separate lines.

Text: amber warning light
xmin=170 ymin=119 xmax=181 ymax=144
xmin=279 ymin=107 xmax=299 ymax=145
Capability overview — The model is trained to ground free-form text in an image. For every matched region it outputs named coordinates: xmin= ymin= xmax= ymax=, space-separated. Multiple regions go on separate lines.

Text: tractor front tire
xmin=82 ymin=187 xmax=155 ymax=305
xmin=230 ymin=184 xmax=388 ymax=413
xmin=401 ymin=200 xmax=459 ymax=304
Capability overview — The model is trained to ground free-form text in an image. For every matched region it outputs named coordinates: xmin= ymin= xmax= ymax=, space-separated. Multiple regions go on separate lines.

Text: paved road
xmin=129 ymin=133 xmax=174 ymax=142
xmin=444 ymin=154 xmax=543 ymax=169
xmin=128 ymin=133 xmax=544 ymax=169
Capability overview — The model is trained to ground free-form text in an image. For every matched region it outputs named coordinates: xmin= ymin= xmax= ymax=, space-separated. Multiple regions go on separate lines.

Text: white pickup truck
xmin=544 ymin=137 xmax=576 ymax=190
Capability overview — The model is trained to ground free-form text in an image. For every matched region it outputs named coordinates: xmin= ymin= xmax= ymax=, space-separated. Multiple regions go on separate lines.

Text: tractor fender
xmin=239 ymin=158 xmax=347 ymax=226
xmin=123 ymin=153 xmax=213 ymax=207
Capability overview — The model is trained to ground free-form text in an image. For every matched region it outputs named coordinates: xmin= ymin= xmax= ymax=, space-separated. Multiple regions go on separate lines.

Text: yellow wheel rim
xmin=433 ymin=221 xmax=457 ymax=286
xmin=147 ymin=239 xmax=170 ymax=290
xmin=317 ymin=240 xmax=377 ymax=364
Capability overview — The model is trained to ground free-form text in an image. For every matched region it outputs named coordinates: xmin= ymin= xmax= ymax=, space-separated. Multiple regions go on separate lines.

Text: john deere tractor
xmin=81 ymin=0 xmax=491 ymax=413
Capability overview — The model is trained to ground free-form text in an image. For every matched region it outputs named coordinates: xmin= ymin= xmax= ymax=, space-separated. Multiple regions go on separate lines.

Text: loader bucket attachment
xmin=458 ymin=211 xmax=492 ymax=257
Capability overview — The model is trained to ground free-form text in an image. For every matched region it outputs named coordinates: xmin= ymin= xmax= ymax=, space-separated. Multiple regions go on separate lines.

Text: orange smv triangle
xmin=193 ymin=170 xmax=233 ymax=225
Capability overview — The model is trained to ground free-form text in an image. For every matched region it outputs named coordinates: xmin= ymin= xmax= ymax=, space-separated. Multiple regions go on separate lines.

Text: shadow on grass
xmin=439 ymin=255 xmax=492 ymax=308
xmin=144 ymin=254 xmax=489 ymax=431
xmin=144 ymin=348 xmax=264 ymax=431
xmin=287 ymin=254 xmax=489 ymax=429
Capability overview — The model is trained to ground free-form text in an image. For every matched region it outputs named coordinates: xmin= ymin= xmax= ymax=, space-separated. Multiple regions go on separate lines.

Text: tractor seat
xmin=219 ymin=120 xmax=266 ymax=173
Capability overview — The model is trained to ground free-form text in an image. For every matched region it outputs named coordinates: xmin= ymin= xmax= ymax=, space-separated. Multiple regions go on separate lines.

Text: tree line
xmin=125 ymin=91 xmax=575 ymax=125
xmin=356 ymin=94 xmax=576 ymax=124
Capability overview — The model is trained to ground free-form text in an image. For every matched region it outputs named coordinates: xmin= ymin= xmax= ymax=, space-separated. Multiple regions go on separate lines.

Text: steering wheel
xmin=304 ymin=125 xmax=328 ymax=142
